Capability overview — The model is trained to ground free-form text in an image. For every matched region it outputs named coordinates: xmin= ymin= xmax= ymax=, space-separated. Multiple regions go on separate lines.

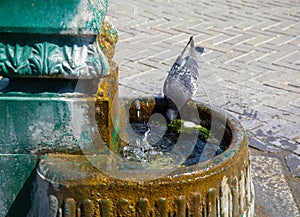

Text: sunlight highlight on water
xmin=123 ymin=127 xmax=163 ymax=163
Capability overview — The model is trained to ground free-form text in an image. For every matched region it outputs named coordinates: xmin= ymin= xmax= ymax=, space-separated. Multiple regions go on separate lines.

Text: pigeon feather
xmin=163 ymin=36 xmax=204 ymax=122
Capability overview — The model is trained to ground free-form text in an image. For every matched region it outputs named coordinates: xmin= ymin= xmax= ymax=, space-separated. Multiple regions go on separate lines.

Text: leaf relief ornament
xmin=29 ymin=42 xmax=63 ymax=76
xmin=0 ymin=43 xmax=32 ymax=75
xmin=86 ymin=43 xmax=110 ymax=78
xmin=62 ymin=44 xmax=89 ymax=78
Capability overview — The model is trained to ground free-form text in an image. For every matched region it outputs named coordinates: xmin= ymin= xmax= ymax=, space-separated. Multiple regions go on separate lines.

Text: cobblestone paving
xmin=107 ymin=0 xmax=300 ymax=215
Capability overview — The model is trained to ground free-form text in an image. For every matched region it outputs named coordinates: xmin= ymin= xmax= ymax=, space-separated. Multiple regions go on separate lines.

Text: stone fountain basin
xmin=33 ymin=97 xmax=254 ymax=217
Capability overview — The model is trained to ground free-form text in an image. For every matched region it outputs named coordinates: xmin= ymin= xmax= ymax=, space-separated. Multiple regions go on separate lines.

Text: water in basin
xmin=121 ymin=118 xmax=228 ymax=167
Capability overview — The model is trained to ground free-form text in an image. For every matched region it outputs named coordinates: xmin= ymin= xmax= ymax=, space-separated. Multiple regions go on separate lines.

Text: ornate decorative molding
xmin=39 ymin=168 xmax=255 ymax=217
xmin=0 ymin=41 xmax=109 ymax=79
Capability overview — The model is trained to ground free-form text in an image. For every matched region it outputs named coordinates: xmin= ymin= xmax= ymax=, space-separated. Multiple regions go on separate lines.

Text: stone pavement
xmin=106 ymin=0 xmax=300 ymax=216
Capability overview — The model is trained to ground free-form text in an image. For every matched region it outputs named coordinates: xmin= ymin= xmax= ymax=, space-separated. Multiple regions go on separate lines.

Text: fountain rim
xmin=171 ymin=99 xmax=246 ymax=177
xmin=37 ymin=97 xmax=247 ymax=184
xmin=114 ymin=96 xmax=248 ymax=183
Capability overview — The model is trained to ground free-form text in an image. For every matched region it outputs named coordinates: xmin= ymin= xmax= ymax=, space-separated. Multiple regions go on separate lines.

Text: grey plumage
xmin=163 ymin=36 xmax=204 ymax=122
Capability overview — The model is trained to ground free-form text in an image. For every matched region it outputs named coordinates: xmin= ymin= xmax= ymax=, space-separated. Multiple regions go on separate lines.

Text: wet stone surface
xmin=285 ymin=154 xmax=300 ymax=178
xmin=251 ymin=155 xmax=300 ymax=217
xmin=107 ymin=0 xmax=300 ymax=214
xmin=247 ymin=134 xmax=280 ymax=153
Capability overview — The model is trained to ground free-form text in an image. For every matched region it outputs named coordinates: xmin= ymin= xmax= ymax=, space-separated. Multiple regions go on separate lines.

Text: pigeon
xmin=0 ymin=77 xmax=9 ymax=91
xmin=163 ymin=36 xmax=204 ymax=123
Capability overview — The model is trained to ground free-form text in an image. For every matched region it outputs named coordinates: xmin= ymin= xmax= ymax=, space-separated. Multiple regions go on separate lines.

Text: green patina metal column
xmin=0 ymin=0 xmax=118 ymax=216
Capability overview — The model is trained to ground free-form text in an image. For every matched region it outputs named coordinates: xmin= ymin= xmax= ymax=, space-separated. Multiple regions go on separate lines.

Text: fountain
xmin=0 ymin=1 xmax=254 ymax=216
